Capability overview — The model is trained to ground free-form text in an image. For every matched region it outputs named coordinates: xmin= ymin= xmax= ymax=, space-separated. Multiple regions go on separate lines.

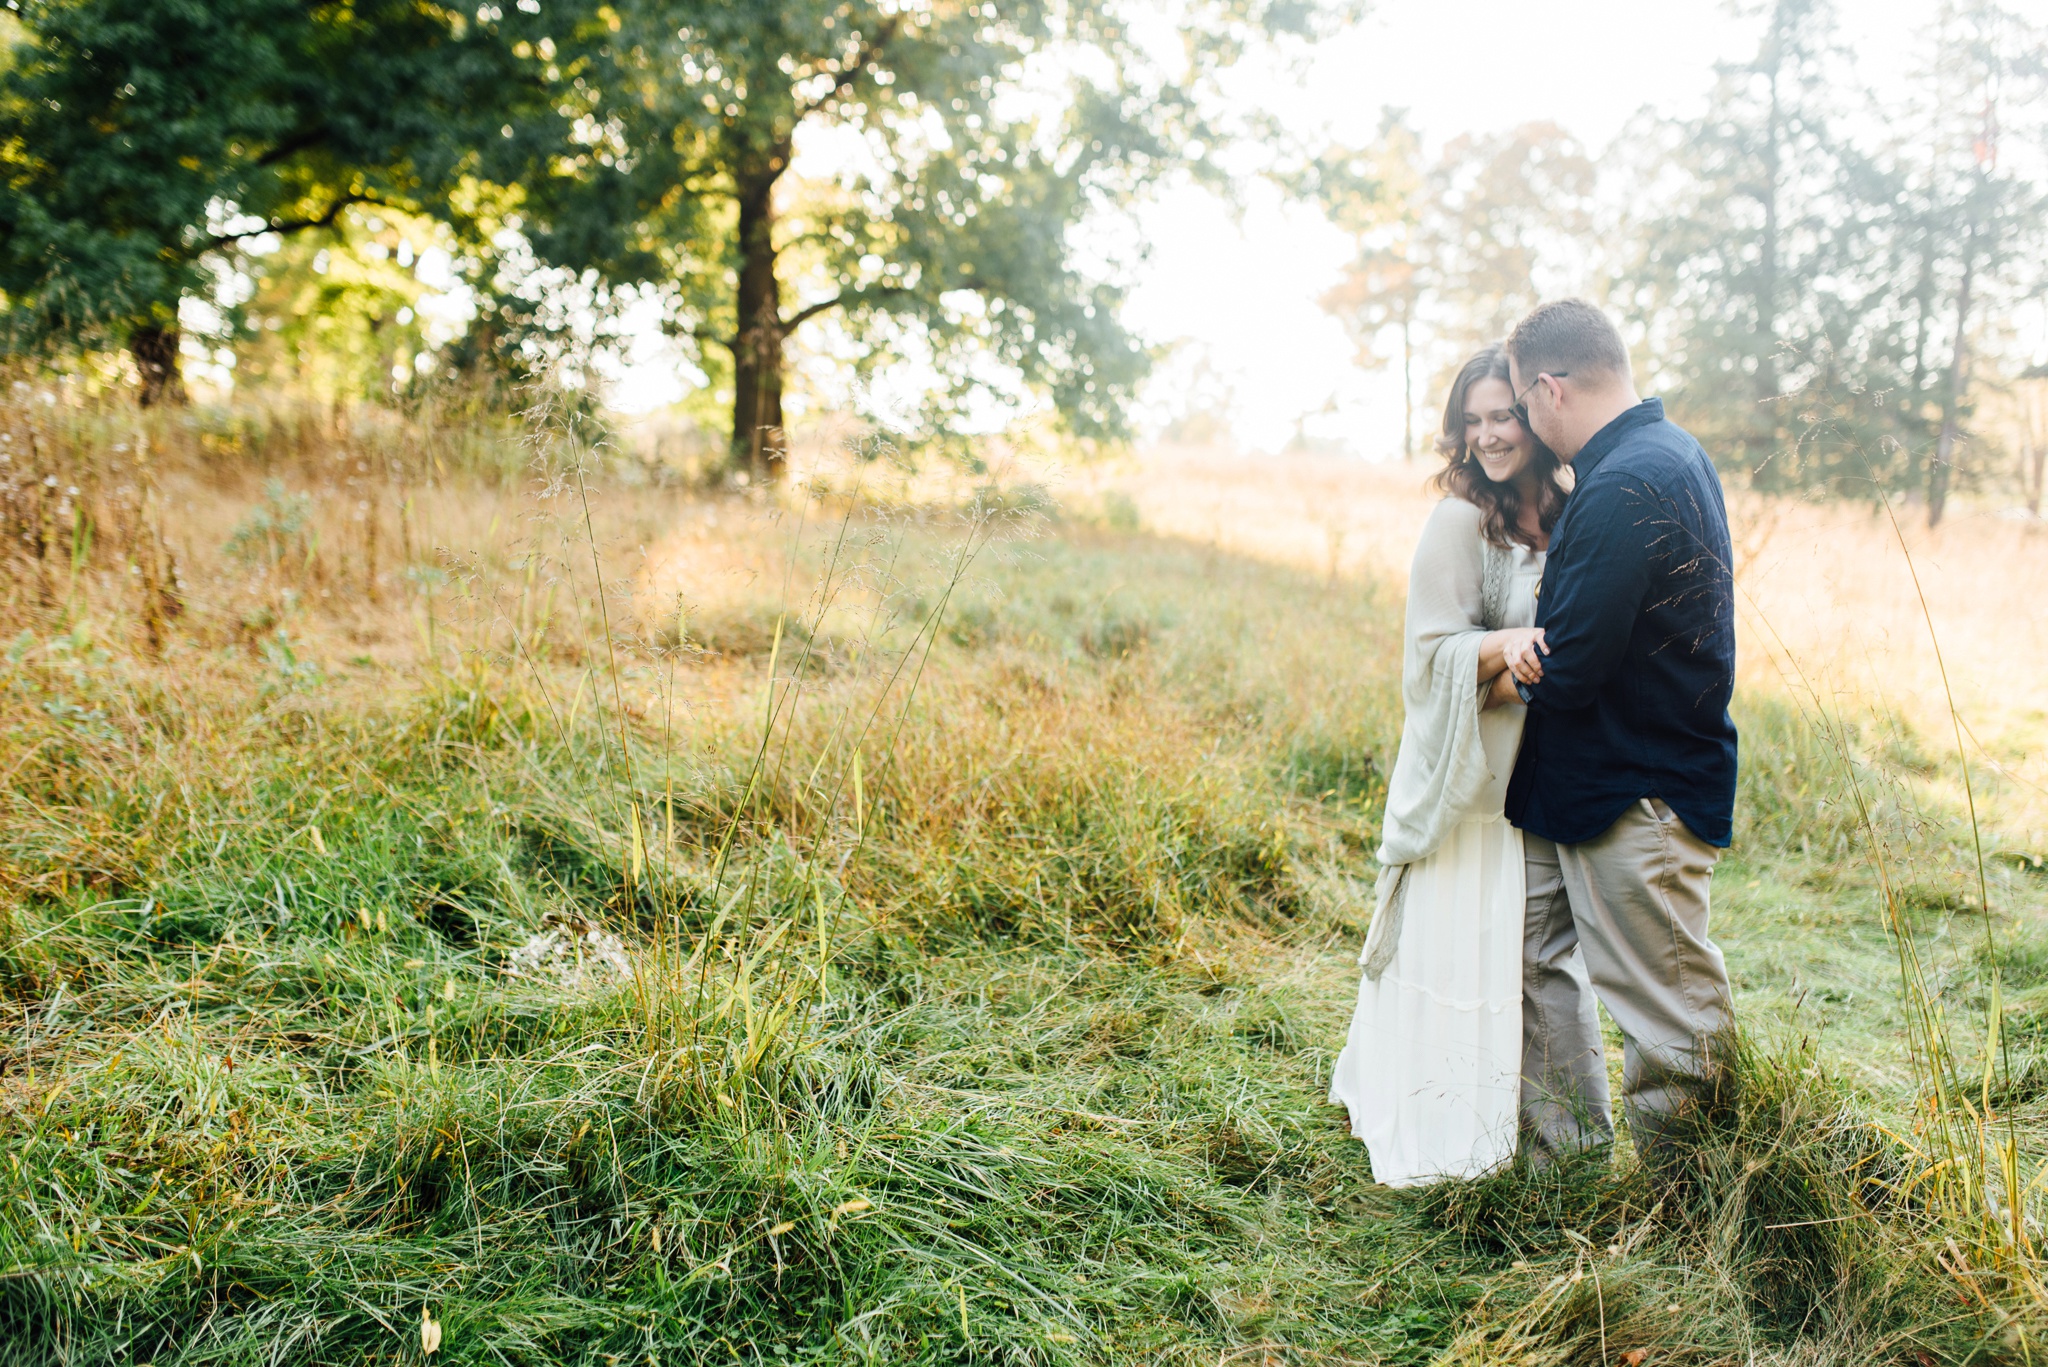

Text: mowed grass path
xmin=2 ymin=483 xmax=2041 ymax=1365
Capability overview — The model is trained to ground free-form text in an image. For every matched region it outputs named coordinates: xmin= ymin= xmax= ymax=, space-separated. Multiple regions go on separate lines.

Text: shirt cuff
xmin=1514 ymin=678 xmax=1534 ymax=705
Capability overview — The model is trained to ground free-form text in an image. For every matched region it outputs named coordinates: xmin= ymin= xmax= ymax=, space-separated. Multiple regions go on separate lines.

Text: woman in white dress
xmin=1329 ymin=345 xmax=1571 ymax=1187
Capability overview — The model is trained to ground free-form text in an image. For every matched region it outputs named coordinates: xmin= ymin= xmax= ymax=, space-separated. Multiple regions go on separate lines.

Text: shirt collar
xmin=1568 ymin=398 xmax=1664 ymax=482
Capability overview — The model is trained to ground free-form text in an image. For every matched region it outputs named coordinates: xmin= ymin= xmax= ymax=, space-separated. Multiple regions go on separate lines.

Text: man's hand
xmin=1482 ymin=669 xmax=1523 ymax=711
xmin=1499 ymin=627 xmax=1549 ymax=684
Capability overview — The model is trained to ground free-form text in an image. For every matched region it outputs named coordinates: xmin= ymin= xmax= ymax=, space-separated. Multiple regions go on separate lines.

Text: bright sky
xmin=599 ymin=0 xmax=1949 ymax=455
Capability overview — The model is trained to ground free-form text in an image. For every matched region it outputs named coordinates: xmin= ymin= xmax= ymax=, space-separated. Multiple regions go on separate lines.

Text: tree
xmin=1625 ymin=0 xmax=1861 ymax=489
xmin=2018 ymin=367 xmax=2048 ymax=517
xmin=503 ymin=0 xmax=1330 ymax=480
xmin=1626 ymin=0 xmax=2047 ymax=516
xmin=1311 ymin=112 xmax=1422 ymax=457
xmin=0 ymin=0 xmax=536 ymax=403
xmin=1413 ymin=122 xmax=1595 ymax=357
xmin=1908 ymin=0 xmax=2048 ymax=525
xmin=1314 ymin=117 xmax=1593 ymax=454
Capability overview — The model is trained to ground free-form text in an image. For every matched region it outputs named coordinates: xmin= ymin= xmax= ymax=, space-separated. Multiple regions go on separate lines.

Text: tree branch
xmin=686 ymin=325 xmax=737 ymax=354
xmin=783 ymin=293 xmax=847 ymax=331
xmin=782 ymin=283 xmax=915 ymax=332
xmin=205 ymin=192 xmax=391 ymax=250
xmin=254 ymin=126 xmax=331 ymax=169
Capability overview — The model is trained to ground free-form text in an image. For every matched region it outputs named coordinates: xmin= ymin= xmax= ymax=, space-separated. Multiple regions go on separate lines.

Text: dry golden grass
xmin=1060 ymin=442 xmax=1443 ymax=586
xmin=12 ymin=392 xmax=2040 ymax=842
xmin=1731 ymin=495 xmax=2048 ymax=839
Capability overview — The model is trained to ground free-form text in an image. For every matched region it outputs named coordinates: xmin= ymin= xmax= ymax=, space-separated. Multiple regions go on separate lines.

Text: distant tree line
xmin=1315 ymin=0 xmax=2047 ymax=522
xmin=0 ymin=0 xmax=1345 ymax=479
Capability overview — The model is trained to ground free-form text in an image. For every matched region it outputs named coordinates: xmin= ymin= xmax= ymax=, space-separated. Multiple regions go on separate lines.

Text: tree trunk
xmin=2022 ymin=381 xmax=2046 ymax=517
xmin=1929 ymin=218 xmax=1977 ymax=530
xmin=729 ymin=174 xmax=786 ymax=483
xmin=1399 ymin=301 xmax=1413 ymax=460
xmin=130 ymin=323 xmax=187 ymax=408
xmin=1748 ymin=12 xmax=1785 ymax=486
xmin=1902 ymin=244 xmax=1937 ymax=497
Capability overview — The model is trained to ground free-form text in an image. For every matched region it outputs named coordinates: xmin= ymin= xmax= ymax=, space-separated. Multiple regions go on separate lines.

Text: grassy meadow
xmin=3 ymin=390 xmax=2048 ymax=1366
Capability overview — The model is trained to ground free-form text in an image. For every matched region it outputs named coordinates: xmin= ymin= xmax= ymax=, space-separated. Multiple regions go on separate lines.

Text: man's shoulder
xmin=1588 ymin=418 xmax=1713 ymax=490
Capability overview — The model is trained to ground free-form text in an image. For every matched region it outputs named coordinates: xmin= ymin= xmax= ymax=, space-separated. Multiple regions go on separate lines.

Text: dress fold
xmin=1328 ymin=501 xmax=1549 ymax=1187
xmin=1329 ymin=816 xmax=1525 ymax=1186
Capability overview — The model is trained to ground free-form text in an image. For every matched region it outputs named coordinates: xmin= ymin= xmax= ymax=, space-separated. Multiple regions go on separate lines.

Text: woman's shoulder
xmin=1424 ymin=494 xmax=1485 ymax=525
xmin=1419 ymin=495 xmax=1487 ymax=541
xmin=1410 ymin=496 xmax=1488 ymax=576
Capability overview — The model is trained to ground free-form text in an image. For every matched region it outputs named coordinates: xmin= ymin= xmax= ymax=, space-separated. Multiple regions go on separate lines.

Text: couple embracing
xmin=1330 ymin=299 xmax=1740 ymax=1189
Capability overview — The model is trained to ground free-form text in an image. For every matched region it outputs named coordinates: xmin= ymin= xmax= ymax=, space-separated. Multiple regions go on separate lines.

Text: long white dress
xmin=1328 ymin=507 xmax=1543 ymax=1187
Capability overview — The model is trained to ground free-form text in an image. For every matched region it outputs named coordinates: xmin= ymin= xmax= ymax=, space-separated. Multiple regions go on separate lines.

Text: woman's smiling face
xmin=1462 ymin=376 xmax=1537 ymax=485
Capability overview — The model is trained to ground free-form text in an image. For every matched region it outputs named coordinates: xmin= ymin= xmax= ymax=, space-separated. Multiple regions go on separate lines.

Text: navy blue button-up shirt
xmin=1506 ymin=398 xmax=1738 ymax=847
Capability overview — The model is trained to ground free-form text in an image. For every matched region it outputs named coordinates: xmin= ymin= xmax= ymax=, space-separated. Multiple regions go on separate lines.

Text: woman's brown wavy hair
xmin=1429 ymin=345 xmax=1567 ymax=551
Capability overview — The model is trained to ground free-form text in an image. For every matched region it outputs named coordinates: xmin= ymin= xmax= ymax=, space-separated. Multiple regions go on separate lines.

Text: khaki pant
xmin=1520 ymin=798 xmax=1736 ymax=1163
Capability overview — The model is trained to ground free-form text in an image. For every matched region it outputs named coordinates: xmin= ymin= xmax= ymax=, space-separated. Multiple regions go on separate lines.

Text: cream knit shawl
xmin=1360 ymin=497 xmax=1512 ymax=979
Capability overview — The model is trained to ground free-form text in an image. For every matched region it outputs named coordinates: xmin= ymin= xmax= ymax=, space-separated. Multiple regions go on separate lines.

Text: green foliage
xmin=221 ymin=478 xmax=313 ymax=566
xmin=497 ymin=0 xmax=1342 ymax=468
xmin=1625 ymin=0 xmax=2048 ymax=509
xmin=224 ymin=208 xmax=454 ymax=402
xmin=0 ymin=0 xmax=538 ymax=382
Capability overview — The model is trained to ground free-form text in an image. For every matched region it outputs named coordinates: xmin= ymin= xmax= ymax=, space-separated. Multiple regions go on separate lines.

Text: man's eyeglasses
xmin=1514 ymin=370 xmax=1569 ymax=409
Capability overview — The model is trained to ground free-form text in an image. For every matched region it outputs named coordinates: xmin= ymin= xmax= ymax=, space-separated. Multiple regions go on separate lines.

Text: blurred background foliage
xmin=0 ymin=0 xmax=2042 ymax=511
xmin=1311 ymin=0 xmax=2047 ymax=521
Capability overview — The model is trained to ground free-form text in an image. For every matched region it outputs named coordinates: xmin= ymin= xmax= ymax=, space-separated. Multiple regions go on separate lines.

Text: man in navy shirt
xmin=1496 ymin=299 xmax=1738 ymax=1180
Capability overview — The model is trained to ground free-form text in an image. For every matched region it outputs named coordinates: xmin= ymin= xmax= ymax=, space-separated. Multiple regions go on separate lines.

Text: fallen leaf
xmin=1621 ymin=1351 xmax=1648 ymax=1367
xmin=421 ymin=1308 xmax=442 ymax=1356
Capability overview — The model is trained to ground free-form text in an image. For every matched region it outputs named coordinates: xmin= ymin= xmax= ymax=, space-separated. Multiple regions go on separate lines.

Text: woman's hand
xmin=1496 ymin=627 xmax=1549 ymax=685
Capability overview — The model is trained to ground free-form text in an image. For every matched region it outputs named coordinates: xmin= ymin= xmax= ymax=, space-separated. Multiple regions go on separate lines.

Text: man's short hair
xmin=1505 ymin=299 xmax=1630 ymax=384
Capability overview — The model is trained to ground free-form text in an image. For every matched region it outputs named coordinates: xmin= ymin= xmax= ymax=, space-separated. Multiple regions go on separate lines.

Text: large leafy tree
xmin=0 ymin=0 xmax=537 ymax=403
xmin=506 ymin=0 xmax=1327 ymax=478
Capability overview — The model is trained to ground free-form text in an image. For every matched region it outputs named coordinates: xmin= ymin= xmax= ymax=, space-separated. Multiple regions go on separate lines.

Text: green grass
xmin=2 ymin=459 xmax=2046 ymax=1364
